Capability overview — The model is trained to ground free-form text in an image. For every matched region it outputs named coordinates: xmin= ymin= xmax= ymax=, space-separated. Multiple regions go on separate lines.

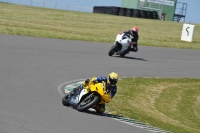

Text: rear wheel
xmin=62 ymin=94 xmax=70 ymax=107
xmin=77 ymin=94 xmax=100 ymax=112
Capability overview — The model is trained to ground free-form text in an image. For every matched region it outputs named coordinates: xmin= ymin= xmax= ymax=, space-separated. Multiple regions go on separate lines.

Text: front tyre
xmin=77 ymin=94 xmax=100 ymax=112
xmin=62 ymin=94 xmax=70 ymax=107
xmin=108 ymin=45 xmax=118 ymax=56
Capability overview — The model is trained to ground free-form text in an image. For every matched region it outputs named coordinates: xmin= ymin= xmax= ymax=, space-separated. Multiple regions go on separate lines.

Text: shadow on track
xmin=112 ymin=56 xmax=148 ymax=61
xmin=82 ymin=109 xmax=125 ymax=118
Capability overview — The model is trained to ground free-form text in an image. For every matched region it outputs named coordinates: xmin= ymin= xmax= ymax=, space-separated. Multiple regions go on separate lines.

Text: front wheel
xmin=108 ymin=45 xmax=118 ymax=56
xmin=77 ymin=94 xmax=100 ymax=112
xmin=62 ymin=94 xmax=70 ymax=107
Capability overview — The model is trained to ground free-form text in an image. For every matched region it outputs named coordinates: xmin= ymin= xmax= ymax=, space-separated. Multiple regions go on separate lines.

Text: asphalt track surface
xmin=0 ymin=34 xmax=200 ymax=133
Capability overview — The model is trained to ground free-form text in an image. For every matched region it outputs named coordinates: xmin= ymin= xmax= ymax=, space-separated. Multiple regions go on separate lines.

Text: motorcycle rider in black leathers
xmin=122 ymin=26 xmax=139 ymax=52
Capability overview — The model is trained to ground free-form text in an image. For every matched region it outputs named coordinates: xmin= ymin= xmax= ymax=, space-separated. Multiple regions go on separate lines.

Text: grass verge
xmin=107 ymin=78 xmax=200 ymax=133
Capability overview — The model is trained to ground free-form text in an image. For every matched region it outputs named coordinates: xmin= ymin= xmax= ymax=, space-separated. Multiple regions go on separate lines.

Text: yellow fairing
xmin=85 ymin=82 xmax=111 ymax=104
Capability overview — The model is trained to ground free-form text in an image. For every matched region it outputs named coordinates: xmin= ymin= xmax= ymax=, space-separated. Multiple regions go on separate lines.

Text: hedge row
xmin=93 ymin=6 xmax=159 ymax=19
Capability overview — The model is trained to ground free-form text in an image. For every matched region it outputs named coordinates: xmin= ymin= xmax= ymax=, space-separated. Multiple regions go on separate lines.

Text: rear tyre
xmin=108 ymin=45 xmax=118 ymax=56
xmin=77 ymin=95 xmax=100 ymax=112
xmin=62 ymin=94 xmax=70 ymax=107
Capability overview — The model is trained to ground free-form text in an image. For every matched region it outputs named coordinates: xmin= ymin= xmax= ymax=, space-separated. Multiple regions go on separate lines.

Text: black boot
xmin=133 ymin=47 xmax=138 ymax=52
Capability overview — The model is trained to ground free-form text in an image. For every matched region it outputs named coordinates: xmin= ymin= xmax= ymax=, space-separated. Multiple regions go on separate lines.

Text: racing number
xmin=186 ymin=27 xmax=190 ymax=36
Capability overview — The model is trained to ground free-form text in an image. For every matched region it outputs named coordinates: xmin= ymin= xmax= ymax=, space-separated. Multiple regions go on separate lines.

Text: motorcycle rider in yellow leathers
xmin=72 ymin=72 xmax=119 ymax=113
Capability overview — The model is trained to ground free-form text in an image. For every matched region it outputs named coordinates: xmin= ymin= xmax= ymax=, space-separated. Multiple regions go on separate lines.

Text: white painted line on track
xmin=57 ymin=79 xmax=86 ymax=97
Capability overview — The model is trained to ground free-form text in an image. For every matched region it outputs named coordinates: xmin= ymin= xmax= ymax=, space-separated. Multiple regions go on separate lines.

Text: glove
xmin=85 ymin=79 xmax=90 ymax=83
xmin=130 ymin=42 xmax=136 ymax=45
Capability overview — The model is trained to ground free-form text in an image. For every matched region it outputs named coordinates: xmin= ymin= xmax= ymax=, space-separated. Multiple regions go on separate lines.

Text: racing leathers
xmin=123 ymin=30 xmax=139 ymax=52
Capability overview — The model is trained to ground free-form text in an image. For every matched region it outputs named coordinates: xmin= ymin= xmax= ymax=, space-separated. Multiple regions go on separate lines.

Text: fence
xmin=0 ymin=0 xmax=93 ymax=12
xmin=93 ymin=6 xmax=159 ymax=20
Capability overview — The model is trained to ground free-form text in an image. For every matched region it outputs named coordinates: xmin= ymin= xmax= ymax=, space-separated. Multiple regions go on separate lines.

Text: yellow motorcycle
xmin=62 ymin=81 xmax=111 ymax=112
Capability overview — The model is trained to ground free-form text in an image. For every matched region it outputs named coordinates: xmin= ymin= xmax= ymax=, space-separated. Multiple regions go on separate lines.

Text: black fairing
xmin=115 ymin=41 xmax=122 ymax=51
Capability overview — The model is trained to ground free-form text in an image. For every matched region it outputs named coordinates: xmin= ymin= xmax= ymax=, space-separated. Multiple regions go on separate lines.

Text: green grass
xmin=1 ymin=3 xmax=200 ymax=133
xmin=0 ymin=2 xmax=200 ymax=50
xmin=107 ymin=78 xmax=200 ymax=133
